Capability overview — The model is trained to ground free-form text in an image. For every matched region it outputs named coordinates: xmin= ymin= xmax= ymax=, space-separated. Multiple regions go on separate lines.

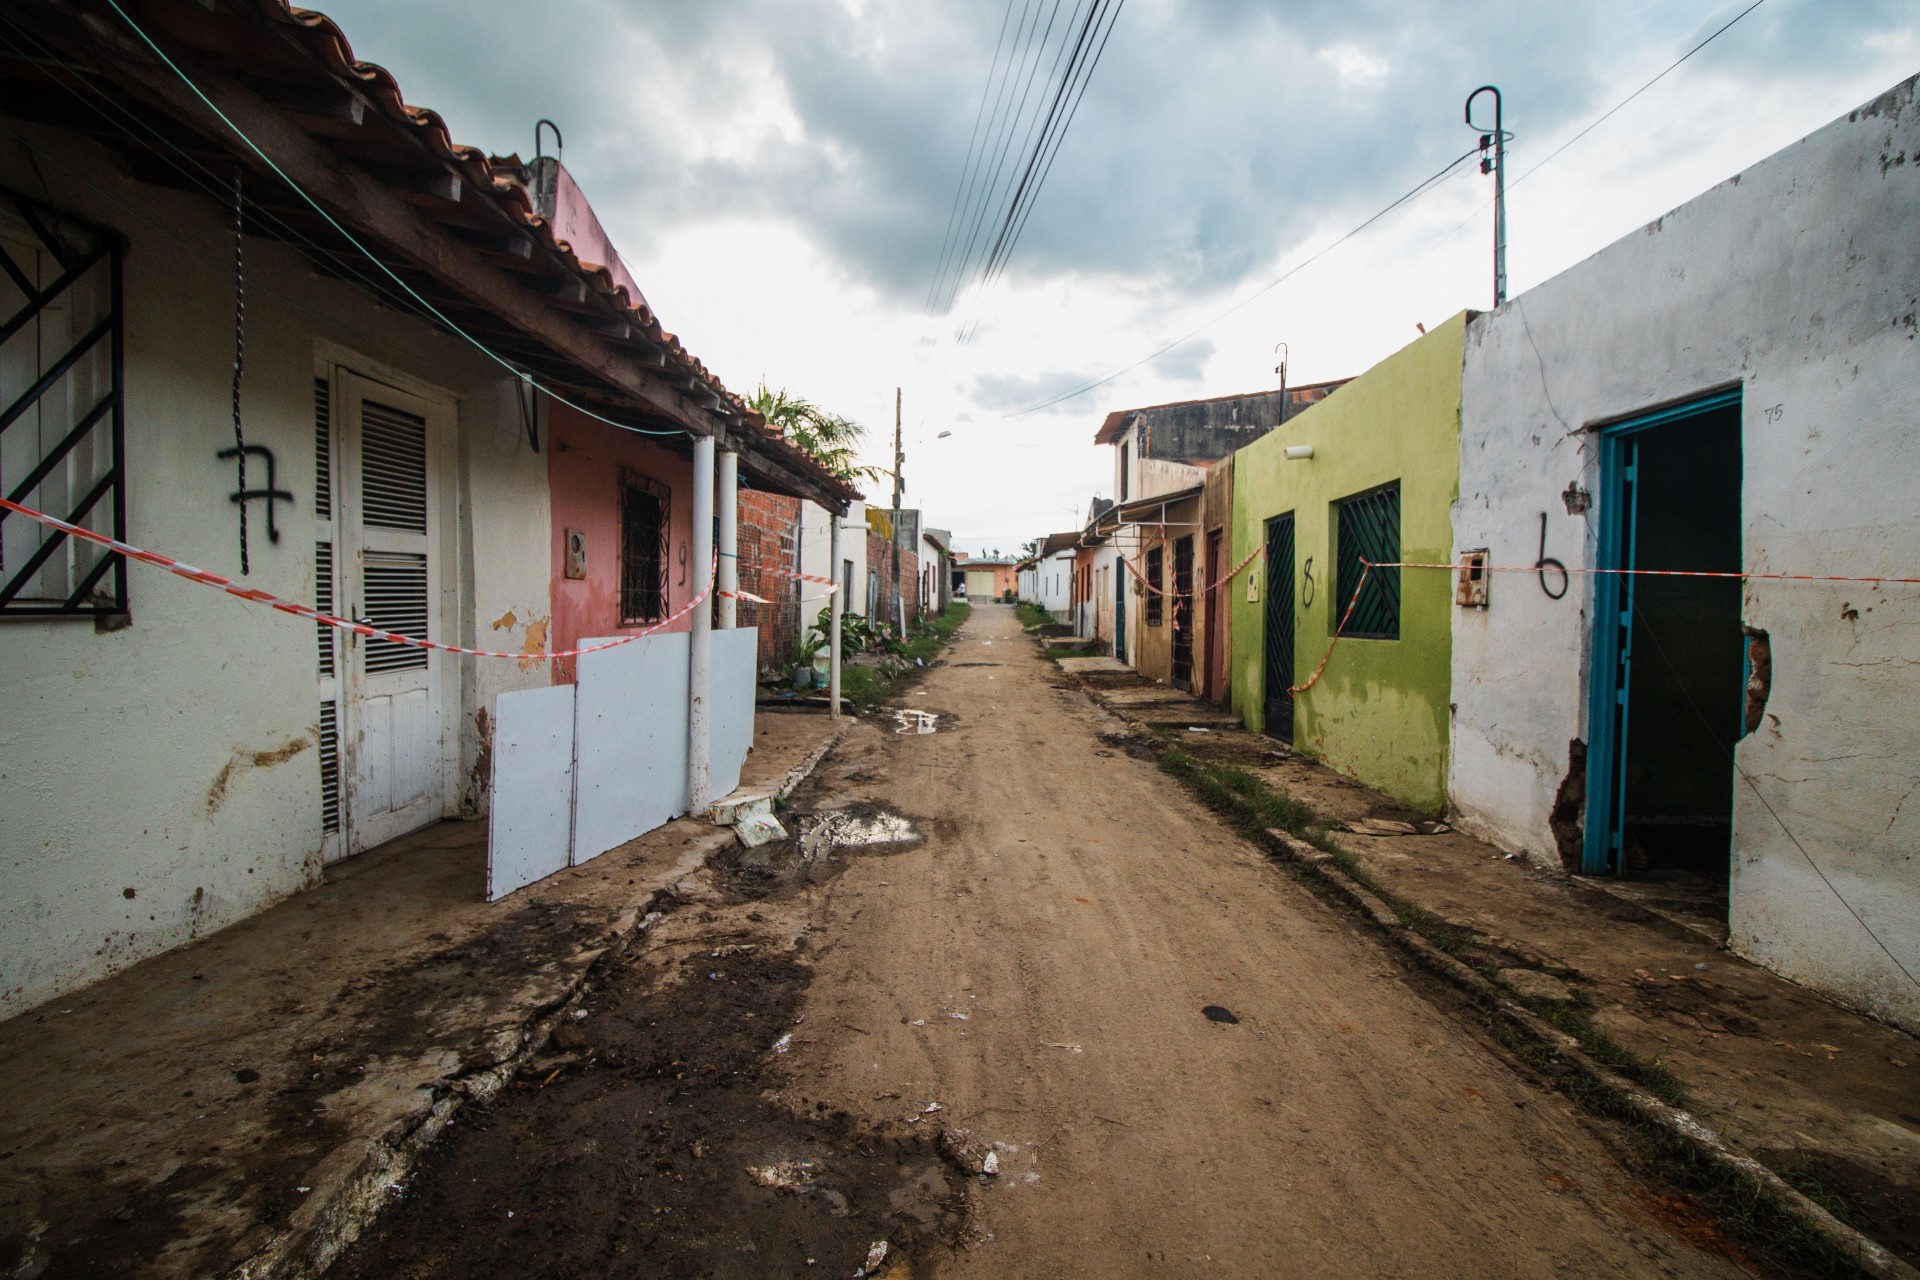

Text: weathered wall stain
xmin=206 ymin=735 xmax=314 ymax=815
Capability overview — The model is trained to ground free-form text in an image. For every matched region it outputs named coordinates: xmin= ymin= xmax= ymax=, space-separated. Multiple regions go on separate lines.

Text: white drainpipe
xmin=689 ymin=435 xmax=714 ymax=812
xmin=717 ymin=449 xmax=738 ymax=630
xmin=828 ymin=514 xmax=843 ymax=720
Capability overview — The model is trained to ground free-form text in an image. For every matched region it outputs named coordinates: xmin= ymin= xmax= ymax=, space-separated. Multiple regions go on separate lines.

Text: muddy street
xmin=341 ymin=603 xmax=1754 ymax=1278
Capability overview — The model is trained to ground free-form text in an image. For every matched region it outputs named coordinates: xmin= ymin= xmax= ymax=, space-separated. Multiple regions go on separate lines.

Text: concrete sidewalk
xmin=1072 ymin=667 xmax=1920 ymax=1271
xmin=0 ymin=713 xmax=841 ymax=1280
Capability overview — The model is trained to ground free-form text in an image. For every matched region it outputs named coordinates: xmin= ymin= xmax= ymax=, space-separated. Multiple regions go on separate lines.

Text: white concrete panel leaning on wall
xmin=1447 ymin=75 xmax=1920 ymax=1031
xmin=0 ymin=127 xmax=551 ymax=1018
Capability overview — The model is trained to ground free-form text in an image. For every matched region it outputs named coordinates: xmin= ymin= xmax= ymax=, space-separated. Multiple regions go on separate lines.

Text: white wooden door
xmin=335 ymin=370 xmax=445 ymax=854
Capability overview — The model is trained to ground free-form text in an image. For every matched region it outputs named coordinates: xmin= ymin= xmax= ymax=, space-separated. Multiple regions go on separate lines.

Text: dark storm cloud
xmin=313 ymin=0 xmax=1912 ymax=309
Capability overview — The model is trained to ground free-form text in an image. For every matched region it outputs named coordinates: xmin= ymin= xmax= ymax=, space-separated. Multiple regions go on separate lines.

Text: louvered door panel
xmin=337 ymin=371 xmax=445 ymax=854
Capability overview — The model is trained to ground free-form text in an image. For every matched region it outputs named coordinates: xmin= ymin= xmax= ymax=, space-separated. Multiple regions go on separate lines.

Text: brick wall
xmin=736 ymin=490 xmax=803 ymax=673
xmin=860 ymin=526 xmax=918 ymax=635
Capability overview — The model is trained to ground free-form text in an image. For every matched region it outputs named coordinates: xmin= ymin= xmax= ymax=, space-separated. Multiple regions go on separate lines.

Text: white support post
xmin=828 ymin=514 xmax=844 ymax=720
xmin=689 ymin=435 xmax=715 ymax=813
xmin=717 ymin=449 xmax=738 ymax=630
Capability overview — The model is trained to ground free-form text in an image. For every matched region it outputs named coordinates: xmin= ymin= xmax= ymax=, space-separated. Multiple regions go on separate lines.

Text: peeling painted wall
xmin=1449 ymin=76 xmax=1920 ymax=1030
xmin=0 ymin=126 xmax=550 ymax=1017
xmin=545 ymin=405 xmax=695 ymax=686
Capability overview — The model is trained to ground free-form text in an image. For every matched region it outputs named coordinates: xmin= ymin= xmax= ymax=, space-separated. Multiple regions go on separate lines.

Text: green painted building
xmin=1228 ymin=314 xmax=1466 ymax=813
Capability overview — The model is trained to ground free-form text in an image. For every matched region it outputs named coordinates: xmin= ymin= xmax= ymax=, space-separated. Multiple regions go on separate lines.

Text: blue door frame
xmin=1583 ymin=388 xmax=1742 ymax=875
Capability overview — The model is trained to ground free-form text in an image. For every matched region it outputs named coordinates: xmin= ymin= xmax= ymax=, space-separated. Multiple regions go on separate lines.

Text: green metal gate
xmin=1262 ymin=513 xmax=1295 ymax=741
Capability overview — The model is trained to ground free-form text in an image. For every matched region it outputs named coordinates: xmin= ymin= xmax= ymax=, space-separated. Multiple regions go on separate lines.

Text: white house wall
xmin=0 ymin=128 xmax=551 ymax=1017
xmin=1449 ymin=77 xmax=1920 ymax=1029
xmin=799 ymin=499 xmax=867 ymax=625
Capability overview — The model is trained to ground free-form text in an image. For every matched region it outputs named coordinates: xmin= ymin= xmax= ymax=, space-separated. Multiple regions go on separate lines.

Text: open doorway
xmin=1586 ymin=391 xmax=1743 ymax=920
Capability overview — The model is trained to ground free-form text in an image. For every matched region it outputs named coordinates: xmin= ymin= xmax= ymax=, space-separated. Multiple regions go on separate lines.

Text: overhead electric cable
xmin=1004 ymin=145 xmax=1480 ymax=416
xmin=923 ymin=0 xmax=1021 ymax=315
xmin=940 ymin=0 xmax=1069 ymax=315
xmin=1434 ymin=0 xmax=1768 ymax=247
xmin=928 ymin=0 xmax=1045 ymax=317
xmin=981 ymin=0 xmax=1126 ymax=295
xmin=103 ymin=0 xmax=700 ymax=437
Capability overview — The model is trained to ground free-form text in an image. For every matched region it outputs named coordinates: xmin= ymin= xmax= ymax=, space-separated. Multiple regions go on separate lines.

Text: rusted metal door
xmin=1203 ymin=529 xmax=1224 ymax=701
xmin=1261 ymin=513 xmax=1295 ymax=741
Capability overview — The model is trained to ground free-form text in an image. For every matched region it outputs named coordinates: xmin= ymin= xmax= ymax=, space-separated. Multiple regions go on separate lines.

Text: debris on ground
xmin=1346 ymin=817 xmax=1453 ymax=836
xmin=750 ymin=1159 xmax=819 ymax=1191
xmin=855 ymin=1239 xmax=891 ymax=1277
xmin=1201 ymin=1005 xmax=1239 ymax=1024
xmin=938 ymin=1127 xmax=1000 ymax=1176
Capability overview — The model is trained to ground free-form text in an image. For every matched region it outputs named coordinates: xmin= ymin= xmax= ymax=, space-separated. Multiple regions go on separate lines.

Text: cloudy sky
xmin=315 ymin=0 xmax=1916 ymax=554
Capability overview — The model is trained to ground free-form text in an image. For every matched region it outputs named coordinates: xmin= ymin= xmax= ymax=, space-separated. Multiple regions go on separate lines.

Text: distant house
xmin=1449 ymin=76 xmax=1920 ymax=1031
xmin=1094 ymin=382 xmax=1345 ymax=680
xmin=1026 ymin=532 xmax=1078 ymax=622
xmin=956 ymin=554 xmax=1019 ymax=601
xmin=920 ymin=527 xmax=953 ymax=616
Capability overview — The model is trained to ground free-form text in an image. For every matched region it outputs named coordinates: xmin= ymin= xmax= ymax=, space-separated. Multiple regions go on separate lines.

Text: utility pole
xmin=1274 ymin=342 xmax=1289 ymax=424
xmin=1466 ymin=85 xmax=1507 ymax=307
xmin=890 ymin=386 xmax=903 ymax=632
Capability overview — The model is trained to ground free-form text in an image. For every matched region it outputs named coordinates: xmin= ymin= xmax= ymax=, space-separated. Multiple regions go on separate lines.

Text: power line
xmin=1004 ymin=146 xmax=1480 ymax=417
xmin=923 ymin=0 xmax=1020 ymax=316
xmin=936 ymin=0 xmax=1060 ymax=317
xmin=1007 ymin=0 xmax=1774 ymax=418
xmin=980 ymin=0 xmax=1126 ymax=295
xmin=951 ymin=0 xmax=1125 ymax=345
xmin=1434 ymin=0 xmax=1769 ymax=248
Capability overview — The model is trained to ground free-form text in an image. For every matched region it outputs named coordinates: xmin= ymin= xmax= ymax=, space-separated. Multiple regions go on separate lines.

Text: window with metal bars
xmin=619 ymin=470 xmax=669 ymax=625
xmin=0 ymin=188 xmax=126 ymax=617
xmin=1335 ymin=482 xmax=1400 ymax=640
xmin=1145 ymin=547 xmax=1163 ymax=625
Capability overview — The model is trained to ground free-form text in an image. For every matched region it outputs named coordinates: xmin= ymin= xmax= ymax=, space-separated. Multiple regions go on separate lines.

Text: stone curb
xmin=1074 ymin=678 xmax=1918 ymax=1280
xmin=231 ymin=728 xmax=849 ymax=1280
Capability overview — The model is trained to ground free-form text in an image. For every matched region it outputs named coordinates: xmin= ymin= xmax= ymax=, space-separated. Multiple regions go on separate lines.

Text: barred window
xmin=1335 ymin=481 xmax=1400 ymax=640
xmin=1145 ymin=547 xmax=1163 ymax=625
xmin=619 ymin=471 xmax=669 ymax=625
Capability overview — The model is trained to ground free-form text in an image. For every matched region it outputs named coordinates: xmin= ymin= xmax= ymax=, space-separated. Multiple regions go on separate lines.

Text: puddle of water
xmin=800 ymin=806 xmax=925 ymax=857
xmin=887 ymin=707 xmax=957 ymax=735
xmin=891 ymin=709 xmax=939 ymax=734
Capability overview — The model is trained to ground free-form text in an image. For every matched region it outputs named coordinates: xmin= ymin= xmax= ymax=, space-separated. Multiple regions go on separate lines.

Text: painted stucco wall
xmin=0 ymin=127 xmax=550 ymax=1017
xmin=1230 ymin=315 xmax=1465 ymax=812
xmin=1038 ymin=550 xmax=1074 ymax=620
xmin=545 ymin=406 xmax=696 ymax=685
xmin=1450 ymin=77 xmax=1920 ymax=1030
xmin=798 ymin=498 xmax=867 ymax=636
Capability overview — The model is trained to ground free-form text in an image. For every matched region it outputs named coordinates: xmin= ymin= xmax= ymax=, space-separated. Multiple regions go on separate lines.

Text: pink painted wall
xmin=547 ymin=402 xmax=696 ymax=684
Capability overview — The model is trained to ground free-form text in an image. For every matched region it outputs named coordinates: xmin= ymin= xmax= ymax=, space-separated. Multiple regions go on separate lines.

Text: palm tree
xmin=748 ymin=383 xmax=881 ymax=488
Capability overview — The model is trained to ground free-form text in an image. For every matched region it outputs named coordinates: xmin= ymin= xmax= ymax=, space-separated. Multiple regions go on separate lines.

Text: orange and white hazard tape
xmin=0 ymin=495 xmax=712 ymax=661
xmin=1116 ymin=542 xmax=1266 ymax=598
xmin=1287 ymin=556 xmax=1920 ymax=699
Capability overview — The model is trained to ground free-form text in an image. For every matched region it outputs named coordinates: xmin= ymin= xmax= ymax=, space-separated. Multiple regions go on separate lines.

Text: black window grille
xmin=0 ymin=187 xmax=125 ymax=617
xmin=619 ymin=470 xmax=669 ymax=624
xmin=1335 ymin=481 xmax=1400 ymax=640
xmin=1145 ymin=546 xmax=1163 ymax=625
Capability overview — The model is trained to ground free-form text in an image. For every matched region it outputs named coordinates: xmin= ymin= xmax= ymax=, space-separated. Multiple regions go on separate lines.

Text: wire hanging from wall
xmin=228 ymin=168 xmax=248 ymax=575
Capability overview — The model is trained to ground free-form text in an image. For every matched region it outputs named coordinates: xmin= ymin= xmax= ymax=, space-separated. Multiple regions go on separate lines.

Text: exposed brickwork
xmin=736 ymin=490 xmax=803 ymax=673
xmin=861 ymin=526 xmax=918 ymax=636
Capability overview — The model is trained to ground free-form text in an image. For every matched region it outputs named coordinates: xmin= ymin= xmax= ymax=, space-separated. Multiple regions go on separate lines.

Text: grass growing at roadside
xmin=1015 ymin=601 xmax=1051 ymax=630
xmin=835 ymin=602 xmax=971 ymax=708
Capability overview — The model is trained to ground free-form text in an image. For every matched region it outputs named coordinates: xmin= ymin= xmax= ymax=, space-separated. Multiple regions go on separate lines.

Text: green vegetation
xmin=1015 ymin=601 xmax=1051 ymax=630
xmin=828 ymin=602 xmax=970 ymax=710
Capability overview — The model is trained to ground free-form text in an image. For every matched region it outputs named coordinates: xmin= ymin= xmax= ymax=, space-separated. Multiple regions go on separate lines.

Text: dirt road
xmin=340 ymin=603 xmax=1752 ymax=1278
